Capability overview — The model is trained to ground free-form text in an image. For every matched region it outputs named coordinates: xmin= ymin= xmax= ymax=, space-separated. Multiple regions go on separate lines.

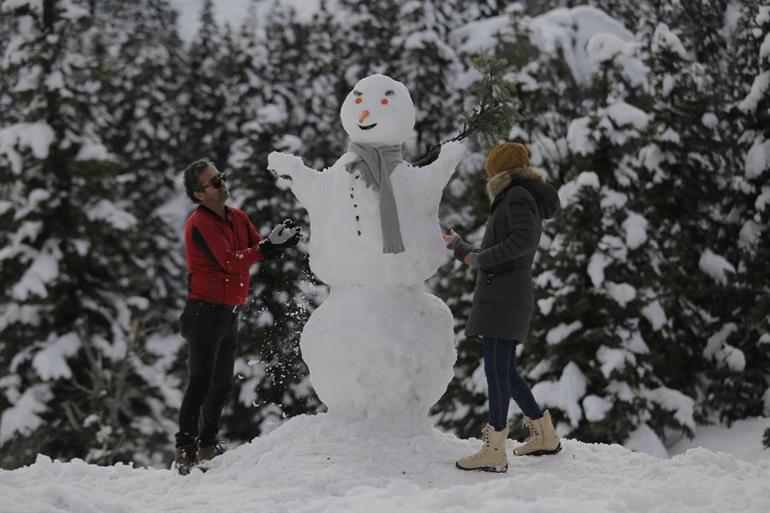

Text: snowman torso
xmin=304 ymin=154 xmax=446 ymax=287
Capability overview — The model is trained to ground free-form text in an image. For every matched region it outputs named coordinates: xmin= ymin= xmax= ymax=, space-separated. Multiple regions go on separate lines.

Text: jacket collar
xmin=488 ymin=166 xmax=543 ymax=208
xmin=198 ymin=204 xmax=231 ymax=224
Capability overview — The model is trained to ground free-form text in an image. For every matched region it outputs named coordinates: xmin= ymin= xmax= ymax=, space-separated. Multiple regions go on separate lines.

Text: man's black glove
xmin=259 ymin=219 xmax=302 ymax=260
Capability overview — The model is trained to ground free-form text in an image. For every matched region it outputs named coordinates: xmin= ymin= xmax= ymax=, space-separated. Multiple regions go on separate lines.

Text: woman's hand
xmin=442 ymin=228 xmax=459 ymax=247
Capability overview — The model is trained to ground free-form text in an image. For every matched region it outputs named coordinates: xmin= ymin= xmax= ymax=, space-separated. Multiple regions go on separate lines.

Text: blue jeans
xmin=483 ymin=337 xmax=542 ymax=430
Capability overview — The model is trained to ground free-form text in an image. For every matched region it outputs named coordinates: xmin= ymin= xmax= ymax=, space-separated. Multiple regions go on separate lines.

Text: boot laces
xmin=523 ymin=417 xmax=540 ymax=442
xmin=482 ymin=425 xmax=493 ymax=447
xmin=469 ymin=426 xmax=494 ymax=459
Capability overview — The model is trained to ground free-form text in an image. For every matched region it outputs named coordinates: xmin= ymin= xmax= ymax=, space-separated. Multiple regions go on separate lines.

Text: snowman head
xmin=340 ymin=74 xmax=416 ymax=146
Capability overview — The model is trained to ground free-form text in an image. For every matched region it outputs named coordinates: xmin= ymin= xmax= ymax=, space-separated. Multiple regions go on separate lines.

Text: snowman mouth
xmin=358 ymin=123 xmax=378 ymax=130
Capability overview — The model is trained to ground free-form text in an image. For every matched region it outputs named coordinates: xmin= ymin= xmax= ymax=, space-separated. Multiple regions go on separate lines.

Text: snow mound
xmin=2 ymin=414 xmax=769 ymax=512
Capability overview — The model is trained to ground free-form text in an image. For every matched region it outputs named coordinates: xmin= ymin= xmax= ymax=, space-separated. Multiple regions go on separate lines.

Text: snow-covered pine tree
xmin=178 ymin=0 xmax=234 ymax=168
xmin=0 ymin=14 xmax=13 ymax=127
xmin=392 ymin=0 xmax=465 ymax=156
xmin=634 ymin=17 xmax=739 ymax=439
xmin=294 ymin=1 xmax=349 ymax=167
xmin=588 ymin=0 xmax=646 ymax=34
xmin=489 ymin=5 xmax=583 ymax=181
xmin=678 ymin=0 xmax=731 ymax=72
xmin=214 ymin=2 xmax=323 ymax=441
xmin=714 ymin=1 xmax=770 ymax=425
xmin=336 ymin=0 xmax=402 ymax=81
xmin=0 ymin=0 xmax=177 ymax=468
xmin=87 ymin=0 xmax=187 ymax=344
xmin=503 ymin=17 xmax=702 ymax=449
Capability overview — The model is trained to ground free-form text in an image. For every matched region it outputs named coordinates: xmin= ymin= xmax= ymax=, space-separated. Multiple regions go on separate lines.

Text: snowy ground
xmin=670 ymin=417 xmax=770 ymax=464
xmin=1 ymin=414 xmax=769 ymax=513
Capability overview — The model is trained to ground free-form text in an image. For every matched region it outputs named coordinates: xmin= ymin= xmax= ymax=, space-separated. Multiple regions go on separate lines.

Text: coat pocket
xmin=474 ymin=271 xmax=532 ymax=305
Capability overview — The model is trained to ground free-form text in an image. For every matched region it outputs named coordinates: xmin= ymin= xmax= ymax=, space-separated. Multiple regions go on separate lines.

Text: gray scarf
xmin=347 ymin=142 xmax=405 ymax=254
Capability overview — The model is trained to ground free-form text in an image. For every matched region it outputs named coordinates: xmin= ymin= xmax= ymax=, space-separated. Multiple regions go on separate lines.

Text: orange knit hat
xmin=485 ymin=142 xmax=529 ymax=177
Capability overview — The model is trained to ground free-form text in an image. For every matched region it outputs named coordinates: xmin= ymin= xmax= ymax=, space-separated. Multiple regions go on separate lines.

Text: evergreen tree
xmin=0 ymin=14 xmax=13 ymax=127
xmin=178 ymin=0 xmax=233 ymax=167
xmin=522 ymin=41 xmax=697 ymax=447
xmin=393 ymin=0 xmax=465 ymax=156
xmin=294 ymin=1 xmax=349 ymax=167
xmin=634 ymin=18 xmax=739 ymax=437
xmin=337 ymin=0 xmax=402 ymax=80
xmin=0 ymin=0 xmax=176 ymax=468
xmin=87 ymin=0 xmax=187 ymax=338
xmin=716 ymin=1 xmax=770 ymax=424
xmin=216 ymin=2 xmax=322 ymax=442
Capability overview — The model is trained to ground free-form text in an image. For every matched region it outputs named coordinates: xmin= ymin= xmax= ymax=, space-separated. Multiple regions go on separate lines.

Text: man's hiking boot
xmin=198 ymin=441 xmax=226 ymax=463
xmin=174 ymin=444 xmax=197 ymax=475
xmin=455 ymin=424 xmax=509 ymax=473
xmin=513 ymin=409 xmax=562 ymax=456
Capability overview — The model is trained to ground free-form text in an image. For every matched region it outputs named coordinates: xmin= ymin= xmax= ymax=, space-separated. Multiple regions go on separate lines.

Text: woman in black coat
xmin=446 ymin=143 xmax=562 ymax=472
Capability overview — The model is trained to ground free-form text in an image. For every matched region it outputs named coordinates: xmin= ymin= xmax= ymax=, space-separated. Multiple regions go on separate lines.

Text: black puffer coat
xmin=454 ymin=179 xmax=560 ymax=341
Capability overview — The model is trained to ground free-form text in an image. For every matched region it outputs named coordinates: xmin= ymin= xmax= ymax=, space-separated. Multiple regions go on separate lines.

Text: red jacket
xmin=185 ymin=205 xmax=265 ymax=306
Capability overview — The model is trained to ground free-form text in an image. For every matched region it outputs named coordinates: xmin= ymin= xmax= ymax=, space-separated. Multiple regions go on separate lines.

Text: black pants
xmin=176 ymin=300 xmax=239 ymax=448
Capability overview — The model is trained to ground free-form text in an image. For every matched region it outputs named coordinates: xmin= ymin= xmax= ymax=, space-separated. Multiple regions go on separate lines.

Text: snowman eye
xmin=385 ymin=90 xmax=395 ymax=96
xmin=353 ymin=90 xmax=363 ymax=96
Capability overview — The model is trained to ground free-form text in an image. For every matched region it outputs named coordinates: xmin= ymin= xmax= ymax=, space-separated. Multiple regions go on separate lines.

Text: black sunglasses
xmin=199 ymin=172 xmax=227 ymax=191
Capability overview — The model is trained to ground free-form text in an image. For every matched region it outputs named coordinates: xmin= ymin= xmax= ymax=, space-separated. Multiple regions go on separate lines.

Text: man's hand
xmin=267 ymin=219 xmax=302 ymax=248
xmin=259 ymin=219 xmax=302 ymax=260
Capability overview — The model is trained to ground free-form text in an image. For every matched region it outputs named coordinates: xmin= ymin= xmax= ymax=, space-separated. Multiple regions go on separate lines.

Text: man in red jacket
xmin=174 ymin=159 xmax=300 ymax=475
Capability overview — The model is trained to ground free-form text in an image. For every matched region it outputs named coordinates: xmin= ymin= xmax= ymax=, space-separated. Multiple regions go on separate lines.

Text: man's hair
xmin=183 ymin=159 xmax=214 ymax=203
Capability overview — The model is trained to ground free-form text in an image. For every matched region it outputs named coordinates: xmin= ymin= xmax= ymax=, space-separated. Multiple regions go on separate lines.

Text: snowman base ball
xmin=300 ymin=286 xmax=456 ymax=433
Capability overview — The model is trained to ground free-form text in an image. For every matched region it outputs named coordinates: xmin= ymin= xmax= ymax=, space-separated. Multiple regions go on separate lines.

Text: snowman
xmin=268 ymin=74 xmax=464 ymax=433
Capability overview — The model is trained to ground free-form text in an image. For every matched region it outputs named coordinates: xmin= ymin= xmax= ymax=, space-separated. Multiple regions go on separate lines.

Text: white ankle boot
xmin=456 ymin=424 xmax=509 ymax=472
xmin=513 ymin=410 xmax=561 ymax=456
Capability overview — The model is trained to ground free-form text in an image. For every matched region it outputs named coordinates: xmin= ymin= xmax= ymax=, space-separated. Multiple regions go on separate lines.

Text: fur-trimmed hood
xmin=487 ymin=167 xmax=560 ymax=220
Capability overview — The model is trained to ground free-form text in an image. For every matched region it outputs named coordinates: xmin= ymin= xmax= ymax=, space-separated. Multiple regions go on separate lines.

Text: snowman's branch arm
xmin=412 ymin=104 xmax=489 ymax=168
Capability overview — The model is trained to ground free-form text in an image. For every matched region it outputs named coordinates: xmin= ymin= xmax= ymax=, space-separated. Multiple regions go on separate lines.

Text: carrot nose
xmin=358 ymin=110 xmax=370 ymax=124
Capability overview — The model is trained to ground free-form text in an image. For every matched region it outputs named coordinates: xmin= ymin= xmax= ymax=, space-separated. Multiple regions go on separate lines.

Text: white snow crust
xmin=2 ymin=414 xmax=769 ymax=513
xmin=739 ymin=72 xmax=769 ymax=114
xmin=545 ymin=321 xmax=583 ymax=346
xmin=744 ymin=136 xmax=770 ymax=178
xmin=624 ymin=423 xmax=668 ymax=459
xmin=0 ymin=122 xmax=55 ymax=174
xmin=452 ymin=6 xmax=647 ymax=88
xmin=699 ymin=249 xmax=736 ymax=285
xmin=587 ymin=251 xmax=609 ymax=288
xmin=605 ymin=281 xmax=636 ymax=307
xmin=641 ymin=300 xmax=667 ymax=331
xmin=557 ymin=171 xmax=600 ymax=207
xmin=622 ymin=212 xmax=648 ymax=249
xmin=652 ymin=23 xmax=688 ymax=59
xmin=704 ymin=323 xmax=746 ymax=372
xmin=671 ymin=417 xmax=770 ymax=465
xmin=531 ymin=362 xmax=587 ymax=428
